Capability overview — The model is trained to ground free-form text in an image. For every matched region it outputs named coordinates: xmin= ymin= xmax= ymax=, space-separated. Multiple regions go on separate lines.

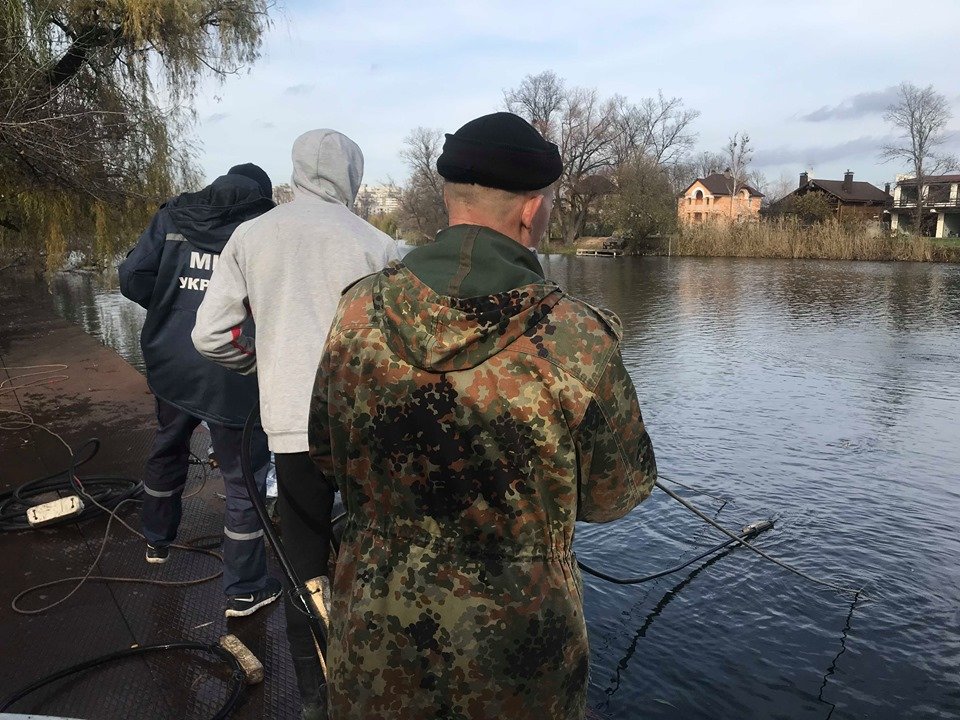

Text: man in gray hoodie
xmin=193 ymin=129 xmax=400 ymax=719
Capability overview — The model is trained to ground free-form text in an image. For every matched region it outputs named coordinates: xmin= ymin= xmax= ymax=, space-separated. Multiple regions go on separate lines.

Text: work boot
xmin=292 ymin=655 xmax=327 ymax=720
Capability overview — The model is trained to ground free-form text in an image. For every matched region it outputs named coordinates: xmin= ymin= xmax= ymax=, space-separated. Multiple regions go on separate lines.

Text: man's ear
xmin=520 ymin=193 xmax=544 ymax=230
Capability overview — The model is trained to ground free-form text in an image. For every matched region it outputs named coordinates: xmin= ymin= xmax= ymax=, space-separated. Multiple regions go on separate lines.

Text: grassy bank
xmin=539 ymin=242 xmax=579 ymax=255
xmin=667 ymin=218 xmax=960 ymax=262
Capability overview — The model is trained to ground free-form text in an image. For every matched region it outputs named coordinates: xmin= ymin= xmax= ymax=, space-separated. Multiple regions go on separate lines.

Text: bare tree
xmin=724 ymin=131 xmax=753 ymax=220
xmin=725 ymin=132 xmax=753 ymax=188
xmin=765 ymin=170 xmax=798 ymax=207
xmin=613 ymin=91 xmax=699 ymax=167
xmin=747 ymin=170 xmax=792 ymax=210
xmin=747 ymin=169 xmax=768 ymax=206
xmin=503 ymin=70 xmax=566 ymax=138
xmin=881 ymin=82 xmax=958 ymax=233
xmin=669 ymin=150 xmax=727 ymax=190
xmin=503 ymin=71 xmax=701 ymax=242
xmin=555 ymin=88 xmax=621 ymax=242
xmin=395 ymin=127 xmax=447 ymax=243
xmin=272 ymin=183 xmax=295 ymax=205
xmin=693 ymin=150 xmax=727 ymax=177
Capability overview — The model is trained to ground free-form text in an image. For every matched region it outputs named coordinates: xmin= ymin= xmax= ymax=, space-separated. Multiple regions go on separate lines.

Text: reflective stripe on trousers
xmin=141 ymin=397 xmax=271 ymax=596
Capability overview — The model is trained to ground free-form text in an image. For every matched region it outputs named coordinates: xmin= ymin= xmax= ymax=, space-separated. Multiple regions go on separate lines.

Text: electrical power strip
xmin=27 ymin=495 xmax=85 ymax=527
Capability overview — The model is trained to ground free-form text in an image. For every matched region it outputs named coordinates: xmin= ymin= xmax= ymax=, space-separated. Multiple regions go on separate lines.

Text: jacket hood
xmin=166 ymin=174 xmax=275 ymax=252
xmin=291 ymin=129 xmax=364 ymax=206
xmin=375 ymin=265 xmax=563 ymax=373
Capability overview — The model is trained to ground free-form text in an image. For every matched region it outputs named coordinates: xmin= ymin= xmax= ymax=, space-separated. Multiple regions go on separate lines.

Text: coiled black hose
xmin=0 ymin=438 xmax=142 ymax=532
xmin=0 ymin=642 xmax=245 ymax=718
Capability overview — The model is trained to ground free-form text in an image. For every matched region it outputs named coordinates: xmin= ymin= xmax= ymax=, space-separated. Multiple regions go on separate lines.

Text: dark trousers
xmin=141 ymin=397 xmax=270 ymax=596
xmin=274 ymin=452 xmax=336 ymax=659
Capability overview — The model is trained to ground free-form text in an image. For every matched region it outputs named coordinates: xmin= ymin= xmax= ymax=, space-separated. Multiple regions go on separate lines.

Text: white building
xmin=890 ymin=174 xmax=960 ymax=238
xmin=355 ymin=184 xmax=400 ymax=217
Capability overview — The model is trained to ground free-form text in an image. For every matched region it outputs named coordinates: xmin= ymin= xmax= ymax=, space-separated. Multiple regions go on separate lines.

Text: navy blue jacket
xmin=119 ymin=175 xmax=275 ymax=427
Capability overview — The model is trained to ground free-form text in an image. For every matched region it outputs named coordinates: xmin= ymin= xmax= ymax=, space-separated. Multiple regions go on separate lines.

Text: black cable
xmin=578 ymin=519 xmax=774 ymax=585
xmin=0 ymin=438 xmax=142 ymax=532
xmin=655 ymin=480 xmax=866 ymax=597
xmin=817 ymin=590 xmax=862 ymax=720
xmin=658 ymin=472 xmax=731 ymax=504
xmin=185 ymin=533 xmax=224 ymax=551
xmin=2 ymin=370 xmax=243 ymax=717
xmin=0 ymin=642 xmax=244 ymax=719
xmin=331 ymin=511 xmax=347 ymax=555
xmin=241 ymin=404 xmax=329 ymax=658
xmin=10 ymin=437 xmax=219 ymax=615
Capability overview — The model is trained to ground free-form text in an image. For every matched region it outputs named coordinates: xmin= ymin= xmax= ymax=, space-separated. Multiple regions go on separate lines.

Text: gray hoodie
xmin=193 ymin=130 xmax=401 ymax=452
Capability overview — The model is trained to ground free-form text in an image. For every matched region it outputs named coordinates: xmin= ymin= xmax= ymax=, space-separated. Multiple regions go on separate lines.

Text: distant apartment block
xmin=356 ymin=184 xmax=400 ymax=217
xmin=890 ymin=174 xmax=960 ymax=238
xmin=678 ymin=172 xmax=763 ymax=225
xmin=774 ymin=171 xmax=891 ymax=221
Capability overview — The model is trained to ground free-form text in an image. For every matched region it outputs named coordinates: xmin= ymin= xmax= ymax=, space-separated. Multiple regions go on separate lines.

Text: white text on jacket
xmin=178 ymin=251 xmax=218 ymax=291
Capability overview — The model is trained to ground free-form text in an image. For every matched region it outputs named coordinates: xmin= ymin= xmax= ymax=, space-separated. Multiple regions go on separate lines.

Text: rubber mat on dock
xmin=0 ymin=279 xmax=300 ymax=720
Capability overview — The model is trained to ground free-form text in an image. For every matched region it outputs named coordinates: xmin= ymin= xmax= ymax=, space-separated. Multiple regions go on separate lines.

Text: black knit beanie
xmin=228 ymin=163 xmax=273 ymax=200
xmin=436 ymin=112 xmax=562 ymax=191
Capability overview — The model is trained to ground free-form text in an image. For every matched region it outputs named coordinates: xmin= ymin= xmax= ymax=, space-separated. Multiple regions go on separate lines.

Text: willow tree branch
xmin=46 ymin=24 xmax=124 ymax=90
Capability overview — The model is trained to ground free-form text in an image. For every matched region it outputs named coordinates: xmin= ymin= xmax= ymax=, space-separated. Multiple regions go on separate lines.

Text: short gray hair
xmin=443 ymin=182 xmax=549 ymax=211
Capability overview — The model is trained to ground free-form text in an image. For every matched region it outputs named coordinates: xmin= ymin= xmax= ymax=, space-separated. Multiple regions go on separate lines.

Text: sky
xmin=190 ymin=0 xmax=960 ymax=199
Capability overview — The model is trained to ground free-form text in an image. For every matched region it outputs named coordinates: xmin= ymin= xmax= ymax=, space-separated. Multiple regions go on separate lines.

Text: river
xmin=48 ymin=255 xmax=960 ymax=720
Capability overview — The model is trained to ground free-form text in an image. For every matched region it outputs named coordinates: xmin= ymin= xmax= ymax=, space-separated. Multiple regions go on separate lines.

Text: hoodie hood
xmin=166 ymin=174 xmax=275 ymax=252
xmin=375 ymin=265 xmax=563 ymax=373
xmin=291 ymin=129 xmax=364 ymax=206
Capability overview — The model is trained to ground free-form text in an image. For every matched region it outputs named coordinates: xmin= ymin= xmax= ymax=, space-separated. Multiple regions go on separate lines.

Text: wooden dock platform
xmin=575 ymin=247 xmax=624 ymax=257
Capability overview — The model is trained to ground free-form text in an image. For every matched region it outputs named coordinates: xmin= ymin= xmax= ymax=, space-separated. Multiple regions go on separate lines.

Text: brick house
xmin=678 ymin=173 xmax=763 ymax=225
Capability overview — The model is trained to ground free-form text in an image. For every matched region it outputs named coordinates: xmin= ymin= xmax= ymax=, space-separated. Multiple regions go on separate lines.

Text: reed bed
xmin=671 ymin=218 xmax=960 ymax=262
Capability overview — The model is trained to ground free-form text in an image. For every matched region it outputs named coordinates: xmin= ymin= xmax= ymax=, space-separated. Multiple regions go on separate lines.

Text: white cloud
xmin=754 ymin=135 xmax=894 ymax=168
xmin=190 ymin=0 xmax=960 ymax=187
xmin=801 ymin=88 xmax=901 ymax=122
xmin=283 ymin=83 xmax=313 ymax=96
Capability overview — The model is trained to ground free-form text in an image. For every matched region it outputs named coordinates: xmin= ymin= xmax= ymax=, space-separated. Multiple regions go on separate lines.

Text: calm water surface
xmin=50 ymin=256 xmax=960 ymax=720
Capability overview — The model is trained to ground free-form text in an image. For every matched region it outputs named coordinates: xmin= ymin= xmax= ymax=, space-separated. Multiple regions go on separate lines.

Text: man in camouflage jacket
xmin=308 ymin=113 xmax=657 ymax=719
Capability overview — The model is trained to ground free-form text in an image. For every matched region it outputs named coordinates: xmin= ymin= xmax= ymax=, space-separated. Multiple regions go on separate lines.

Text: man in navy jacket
xmin=119 ymin=164 xmax=280 ymax=617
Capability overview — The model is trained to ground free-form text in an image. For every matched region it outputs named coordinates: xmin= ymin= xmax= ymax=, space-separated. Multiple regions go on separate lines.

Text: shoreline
xmin=540 ymin=232 xmax=960 ymax=263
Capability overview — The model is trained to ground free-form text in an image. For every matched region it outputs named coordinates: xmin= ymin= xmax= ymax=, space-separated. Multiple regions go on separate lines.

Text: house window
xmin=899 ymin=185 xmax=918 ymax=205
xmin=693 ymin=212 xmax=703 ymax=222
xmin=928 ymin=184 xmax=950 ymax=204
xmin=695 ymin=190 xmax=704 ymax=205
xmin=706 ymin=197 xmax=711 ymax=205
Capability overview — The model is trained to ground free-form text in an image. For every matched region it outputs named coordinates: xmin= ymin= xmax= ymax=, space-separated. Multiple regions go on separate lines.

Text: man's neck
xmin=446 ymin=212 xmax=530 ymax=247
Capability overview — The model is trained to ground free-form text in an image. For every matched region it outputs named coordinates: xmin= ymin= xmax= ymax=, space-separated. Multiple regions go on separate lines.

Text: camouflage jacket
xmin=308 ymin=225 xmax=656 ymax=719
